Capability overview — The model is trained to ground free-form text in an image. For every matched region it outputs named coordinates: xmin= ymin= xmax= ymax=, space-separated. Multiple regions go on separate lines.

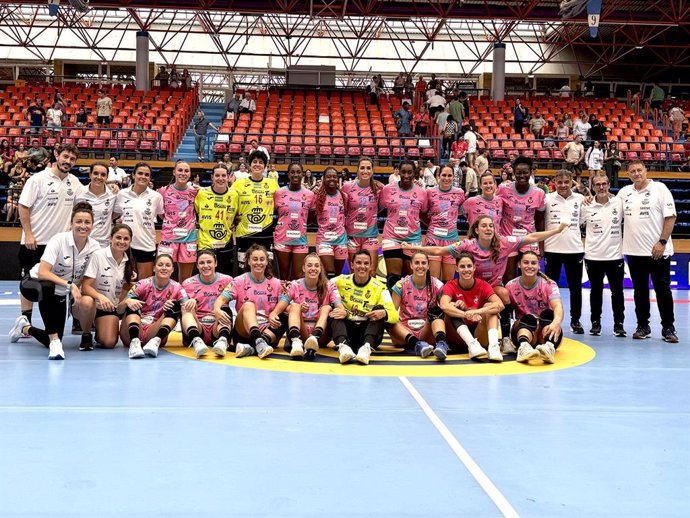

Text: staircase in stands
xmin=174 ymin=102 xmax=226 ymax=162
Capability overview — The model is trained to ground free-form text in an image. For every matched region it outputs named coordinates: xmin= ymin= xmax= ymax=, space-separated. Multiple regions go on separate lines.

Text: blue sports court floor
xmin=0 ymin=280 xmax=688 ymax=518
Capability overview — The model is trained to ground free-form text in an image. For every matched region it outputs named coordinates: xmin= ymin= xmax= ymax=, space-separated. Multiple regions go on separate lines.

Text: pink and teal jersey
xmin=313 ymin=191 xmax=348 ymax=245
xmin=279 ymin=278 xmax=342 ymax=322
xmin=391 ymin=275 xmax=444 ymax=329
xmin=462 ymin=195 xmax=504 ymax=229
xmin=506 ymin=276 xmax=561 ymax=319
xmin=182 ymin=273 xmax=233 ymax=324
xmin=273 ymin=186 xmax=315 ymax=246
xmin=342 ymin=180 xmax=380 ymax=238
xmin=221 ymin=273 xmax=283 ymax=325
xmin=127 ymin=277 xmax=188 ymax=321
xmin=496 ymin=183 xmax=545 ymax=238
xmin=158 ymin=184 xmax=198 ymax=243
xmin=426 ymin=186 xmax=466 ymax=241
xmin=448 ymin=236 xmax=523 ymax=287
xmin=379 ymin=183 xmax=428 ymax=242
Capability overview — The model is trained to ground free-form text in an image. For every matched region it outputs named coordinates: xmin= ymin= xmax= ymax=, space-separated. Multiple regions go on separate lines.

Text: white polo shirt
xmin=464 ymin=131 xmax=478 ymax=153
xmin=83 ymin=246 xmax=129 ymax=304
xmin=544 ymin=191 xmax=585 ymax=253
xmin=114 ymin=187 xmax=164 ymax=252
xmin=18 ymin=168 xmax=85 ymax=245
xmin=29 ymin=231 xmax=101 ymax=296
xmin=619 ymin=179 xmax=676 ymax=256
xmin=76 ymin=187 xmax=117 ymax=248
xmin=108 ymin=167 xmax=128 ymax=185
xmin=580 ymin=196 xmax=623 ymax=261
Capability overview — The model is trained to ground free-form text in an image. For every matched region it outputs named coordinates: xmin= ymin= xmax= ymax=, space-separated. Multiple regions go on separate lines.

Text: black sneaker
xmin=304 ymin=350 xmax=316 ymax=361
xmin=589 ymin=322 xmax=602 ymax=336
xmin=663 ymin=328 xmax=679 ymax=343
xmin=79 ymin=333 xmax=94 ymax=351
xmin=632 ymin=325 xmax=652 ymax=340
xmin=613 ymin=324 xmax=627 ymax=338
xmin=570 ymin=321 xmax=584 ymax=334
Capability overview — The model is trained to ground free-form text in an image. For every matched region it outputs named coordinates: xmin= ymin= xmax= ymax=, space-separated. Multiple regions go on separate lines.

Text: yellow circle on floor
xmin=164 ymin=334 xmax=595 ymax=377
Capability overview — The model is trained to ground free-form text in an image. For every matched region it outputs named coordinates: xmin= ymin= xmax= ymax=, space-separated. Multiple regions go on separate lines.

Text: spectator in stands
xmin=529 ymin=111 xmax=545 ymax=139
xmin=572 ymin=111 xmax=590 ymax=141
xmin=107 ymin=156 xmax=128 ymax=187
xmin=513 ymin=99 xmax=527 ymax=136
xmin=181 ymin=69 xmax=192 ymax=90
xmin=188 ymin=172 xmax=201 ymax=189
xmin=239 ymin=93 xmax=256 ymax=115
xmin=562 ymin=112 xmax=573 ymax=131
xmin=249 ymin=139 xmax=270 ymax=165
xmin=536 ymin=177 xmax=549 ymax=194
xmin=96 ymin=90 xmax=112 ymax=128
xmin=155 ymin=66 xmax=169 ymax=88
xmin=394 ymin=102 xmax=413 ymax=137
xmin=603 ymin=141 xmax=622 ymax=188
xmin=388 ymin=165 xmax=401 ymax=185
xmin=427 ymin=74 xmax=440 ymax=92
xmin=193 ymin=111 xmax=219 ymax=162
xmin=585 ymin=140 xmax=605 ymax=176
xmin=649 ymin=82 xmax=664 ymax=119
xmin=26 ymin=139 xmax=51 ymax=173
xmin=556 ymin=120 xmax=569 ymax=141
xmin=543 ymin=120 xmax=557 ymax=147
xmin=1 ymin=139 xmax=13 ymax=174
xmin=225 ymin=93 xmax=241 ymax=119
xmin=302 ymin=169 xmax=317 ymax=190
xmin=669 ymin=104 xmax=685 ymax=141
xmin=459 ymin=91 xmax=470 ymax=118
xmin=393 ymin=72 xmax=405 ymax=95
xmin=475 ymin=148 xmax=489 ymax=175
xmin=169 ymin=65 xmax=179 ymax=88
xmin=573 ymin=174 xmax=590 ymax=196
xmin=267 ymin=163 xmax=279 ymax=183
xmin=134 ymin=107 xmax=148 ymax=130
xmin=447 ymin=158 xmax=461 ymax=189
xmin=428 ymin=89 xmax=447 ymax=120
xmin=562 ymin=134 xmax=585 ymax=175
xmin=26 ymin=99 xmax=46 ymax=135
xmin=75 ymin=107 xmax=88 ymax=128
xmin=413 ymin=105 xmax=430 ymax=136
xmin=232 ymin=162 xmax=249 ymax=182
xmin=436 ymin=105 xmax=450 ymax=135
xmin=462 ymin=161 xmax=478 ymax=198
xmin=463 ymin=124 xmax=479 ymax=167
xmin=441 ymin=115 xmax=458 ymax=158
xmin=448 ymin=95 xmax=465 ymax=127
xmin=422 ymin=161 xmax=437 ymax=188
xmin=560 ymin=83 xmax=571 ymax=98
xmin=4 ymin=177 xmax=24 ymax=222
xmin=45 ymin=102 xmax=63 ymax=138
xmin=414 ymin=75 xmax=427 ymax=110
xmin=588 ymin=116 xmax=608 ymax=144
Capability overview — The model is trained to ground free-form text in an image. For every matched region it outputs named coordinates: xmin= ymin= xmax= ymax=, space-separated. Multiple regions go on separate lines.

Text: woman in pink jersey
xmin=424 ymin=164 xmax=465 ymax=282
xmin=506 ymin=251 xmax=564 ymax=364
xmin=273 ymin=253 xmax=346 ymax=360
xmin=389 ymin=252 xmax=450 ymax=361
xmin=342 ymin=158 xmax=383 ymax=276
xmin=273 ymin=162 xmax=315 ymax=280
xmin=312 ymin=167 xmax=348 ymax=278
xmin=212 ymin=244 xmax=285 ymax=360
xmin=439 ymin=253 xmax=504 ymax=361
xmin=158 ymin=161 xmax=198 ymax=282
xmin=462 ymin=171 xmax=504 ymax=228
xmin=121 ymin=254 xmax=189 ymax=360
xmin=180 ymin=249 xmax=233 ymax=359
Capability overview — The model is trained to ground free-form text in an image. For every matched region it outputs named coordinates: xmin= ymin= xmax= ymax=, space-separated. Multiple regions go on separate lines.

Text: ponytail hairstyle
xmin=244 ymin=244 xmax=274 ymax=278
xmin=303 ymin=252 xmax=330 ymax=305
xmin=71 ymin=201 xmax=94 ymax=223
xmin=468 ymin=215 xmax=500 ymax=263
xmin=111 ymin=223 xmax=135 ymax=284
xmin=315 ymin=166 xmax=343 ymax=214
xmin=410 ymin=251 xmax=436 ymax=308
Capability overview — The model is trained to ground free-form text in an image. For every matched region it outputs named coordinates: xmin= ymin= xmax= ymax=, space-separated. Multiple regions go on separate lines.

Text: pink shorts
xmin=424 ymin=235 xmax=457 ymax=264
xmin=273 ymin=242 xmax=309 ymax=254
xmin=317 ymin=242 xmax=349 ymax=260
xmin=158 ymin=241 xmax=197 ymax=263
xmin=347 ymin=236 xmax=379 ymax=252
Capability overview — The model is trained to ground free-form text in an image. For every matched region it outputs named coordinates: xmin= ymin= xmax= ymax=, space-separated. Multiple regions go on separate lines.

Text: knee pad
xmin=386 ymin=274 xmax=401 ymax=291
xmin=164 ymin=301 xmax=182 ymax=319
xmin=219 ymin=306 xmax=234 ymax=326
xmin=268 ymin=312 xmax=288 ymax=339
xmin=427 ymin=305 xmax=444 ymax=322
xmin=538 ymin=309 xmax=554 ymax=328
xmin=19 ymin=276 xmax=54 ymax=303
xmin=517 ymin=314 xmax=539 ymax=333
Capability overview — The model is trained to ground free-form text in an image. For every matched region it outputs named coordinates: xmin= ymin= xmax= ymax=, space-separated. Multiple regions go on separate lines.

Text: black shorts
xmin=382 ymin=248 xmax=406 ymax=260
xmin=650 ymin=100 xmax=662 ymax=110
xmin=18 ymin=244 xmax=47 ymax=276
xmin=131 ymin=248 xmax=156 ymax=263
xmin=97 ymin=115 xmax=111 ymax=124
xmin=96 ymin=308 xmax=123 ymax=320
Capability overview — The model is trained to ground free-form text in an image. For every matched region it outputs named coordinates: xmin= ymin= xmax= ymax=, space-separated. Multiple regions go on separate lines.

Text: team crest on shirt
xmin=473 ymin=296 xmax=479 ymax=305
xmin=247 ymin=208 xmax=265 ymax=224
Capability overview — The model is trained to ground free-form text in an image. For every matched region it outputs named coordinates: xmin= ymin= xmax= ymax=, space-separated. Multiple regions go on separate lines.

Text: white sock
xmin=456 ymin=325 xmax=476 ymax=346
xmin=488 ymin=328 xmax=499 ymax=347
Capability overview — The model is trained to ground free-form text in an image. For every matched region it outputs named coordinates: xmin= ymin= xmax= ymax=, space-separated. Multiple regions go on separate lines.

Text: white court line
xmin=0 ymin=299 xmax=20 ymax=306
xmin=399 ymin=376 xmax=520 ymax=518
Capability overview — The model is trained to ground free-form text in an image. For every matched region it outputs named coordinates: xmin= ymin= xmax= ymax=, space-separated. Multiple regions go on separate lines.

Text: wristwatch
xmin=659 ymin=239 xmax=668 ymax=245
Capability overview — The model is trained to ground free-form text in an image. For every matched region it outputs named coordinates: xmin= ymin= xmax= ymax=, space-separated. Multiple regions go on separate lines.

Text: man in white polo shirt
xmin=543 ymin=169 xmax=585 ymax=334
xmin=107 ymin=156 xmax=128 ymax=188
xmin=580 ymin=173 xmax=625 ymax=337
xmin=618 ymin=160 xmax=677 ymax=342
xmin=17 ymin=143 xmax=85 ymax=327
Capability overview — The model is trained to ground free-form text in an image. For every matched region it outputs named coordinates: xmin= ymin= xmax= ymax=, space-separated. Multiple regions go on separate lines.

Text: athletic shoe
xmin=487 ymin=342 xmax=503 ymax=362
xmin=143 ymin=337 xmax=161 ymax=357
xmin=235 ymin=342 xmax=254 ymax=358
xmin=79 ymin=333 xmax=94 ymax=351
xmin=632 ymin=325 xmax=651 ymax=340
xmin=589 ymin=322 xmax=602 ymax=336
xmin=304 ymin=336 xmax=319 ymax=352
xmin=190 ymin=337 xmax=209 ymax=358
xmin=255 ymin=338 xmax=274 ymax=359
xmin=467 ymin=339 xmax=488 ymax=360
xmin=536 ymin=343 xmax=556 ymax=364
xmin=613 ymin=324 xmax=627 ymax=338
xmin=355 ymin=344 xmax=372 ymax=365
xmin=570 ymin=321 xmax=584 ymax=334
xmin=71 ymin=320 xmax=82 ymax=335
xmin=128 ymin=338 xmax=145 ymax=359
xmin=663 ymin=328 xmax=679 ymax=343
xmin=304 ymin=350 xmax=316 ymax=361
xmin=48 ymin=339 xmax=65 ymax=360
xmin=8 ymin=315 xmax=29 ymax=343
xmin=290 ymin=338 xmax=304 ymax=358
xmin=433 ymin=340 xmax=449 ymax=361
xmin=415 ymin=341 xmax=434 ymax=358
xmin=338 ymin=343 xmax=356 ymax=364
xmin=516 ymin=343 xmax=540 ymax=363
xmin=500 ymin=336 xmax=516 ymax=355
xmin=212 ymin=337 xmax=229 ymax=357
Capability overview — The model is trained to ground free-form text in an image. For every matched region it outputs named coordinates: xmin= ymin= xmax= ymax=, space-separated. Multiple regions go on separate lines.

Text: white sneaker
xmin=355 ymin=344 xmax=372 ymax=365
xmin=212 ymin=337 xmax=228 ymax=357
xmin=304 ymin=335 xmax=320 ymax=352
xmin=290 ymin=338 xmax=304 ymax=358
xmin=8 ymin=315 xmax=29 ymax=343
xmin=338 ymin=343 xmax=356 ymax=364
xmin=467 ymin=339 xmax=488 ymax=359
xmin=536 ymin=343 xmax=556 ymax=364
xmin=501 ymin=336 xmax=517 ymax=354
xmin=190 ymin=337 xmax=209 ymax=358
xmin=488 ymin=342 xmax=503 ymax=362
xmin=235 ymin=342 xmax=254 ymax=358
xmin=143 ymin=337 xmax=161 ymax=357
xmin=48 ymin=338 xmax=65 ymax=360
xmin=255 ymin=337 xmax=274 ymax=359
xmin=516 ymin=343 xmax=540 ymax=363
xmin=128 ymin=338 xmax=145 ymax=359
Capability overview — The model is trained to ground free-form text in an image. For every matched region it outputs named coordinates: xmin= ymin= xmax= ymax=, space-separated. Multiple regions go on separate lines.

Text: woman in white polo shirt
xmin=8 ymin=202 xmax=101 ymax=360
xmin=75 ymin=162 xmax=117 ymax=248
xmin=80 ymin=224 xmax=136 ymax=349
xmin=113 ymin=162 xmax=164 ymax=280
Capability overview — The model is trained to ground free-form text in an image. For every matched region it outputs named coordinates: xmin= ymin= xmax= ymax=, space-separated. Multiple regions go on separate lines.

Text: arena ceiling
xmin=0 ymin=1 xmax=687 ymax=80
